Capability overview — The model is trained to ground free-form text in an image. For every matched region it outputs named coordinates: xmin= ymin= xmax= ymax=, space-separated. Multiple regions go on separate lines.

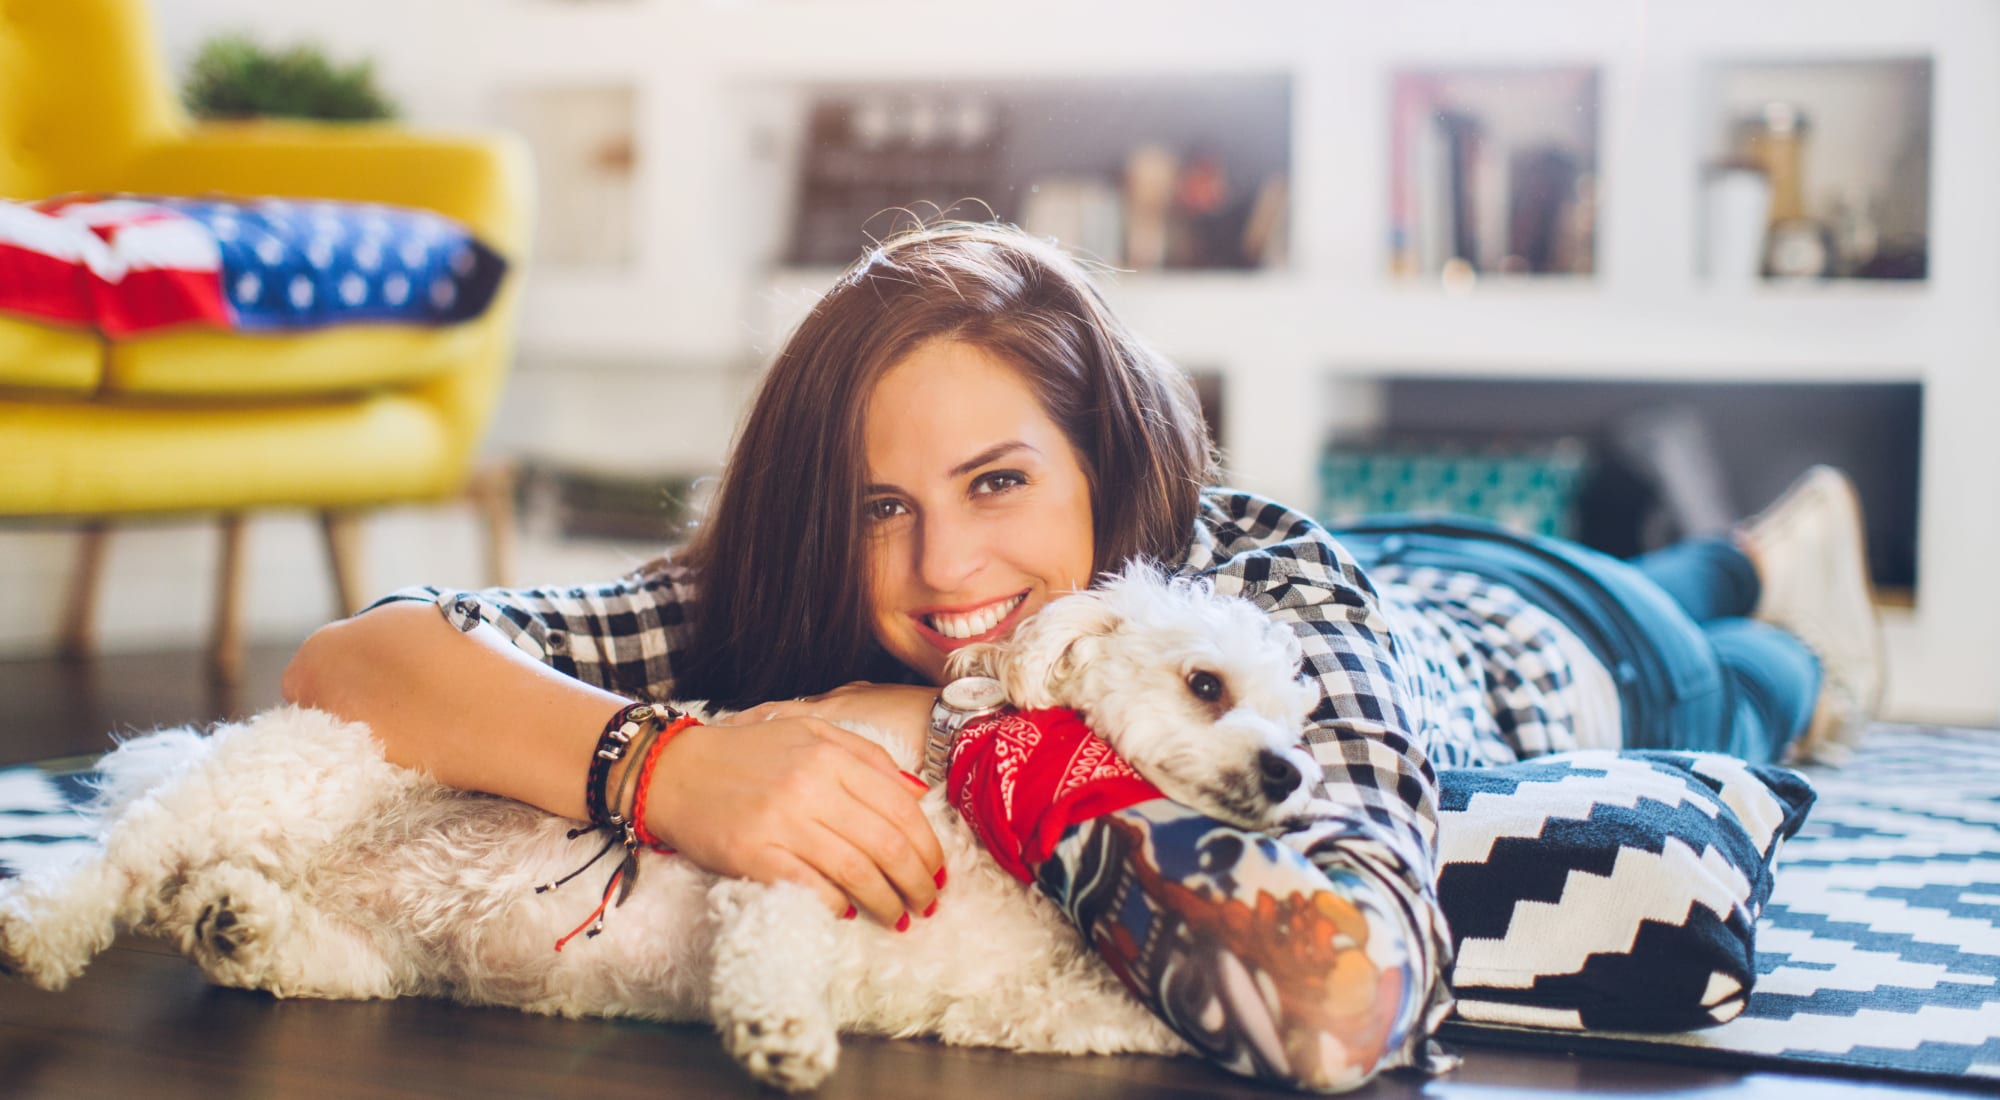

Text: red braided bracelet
xmin=631 ymin=714 xmax=702 ymax=853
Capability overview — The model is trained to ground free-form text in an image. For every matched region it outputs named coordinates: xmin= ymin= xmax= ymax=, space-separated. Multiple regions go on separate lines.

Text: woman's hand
xmin=719 ymin=681 xmax=939 ymax=764
xmin=645 ymin=711 xmax=944 ymax=928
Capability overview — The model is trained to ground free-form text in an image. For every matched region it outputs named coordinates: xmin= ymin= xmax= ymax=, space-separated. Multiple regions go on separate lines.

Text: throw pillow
xmin=1436 ymin=750 xmax=1815 ymax=1031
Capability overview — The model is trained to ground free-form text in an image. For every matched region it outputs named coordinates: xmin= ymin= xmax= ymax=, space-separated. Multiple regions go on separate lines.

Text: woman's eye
xmin=864 ymin=498 xmax=907 ymax=522
xmin=973 ymin=470 xmax=1027 ymax=495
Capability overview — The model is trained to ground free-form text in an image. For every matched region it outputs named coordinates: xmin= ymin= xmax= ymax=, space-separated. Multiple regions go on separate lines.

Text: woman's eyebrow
xmin=865 ymin=441 xmax=1042 ymax=496
xmin=948 ymin=440 xmax=1038 ymax=478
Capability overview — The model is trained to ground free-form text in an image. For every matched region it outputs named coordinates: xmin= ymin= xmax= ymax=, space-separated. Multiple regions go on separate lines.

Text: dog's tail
xmin=81 ymin=726 xmax=211 ymax=823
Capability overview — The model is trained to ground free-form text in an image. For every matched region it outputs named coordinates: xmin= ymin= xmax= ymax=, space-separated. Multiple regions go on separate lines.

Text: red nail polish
xmin=899 ymin=769 xmax=928 ymax=789
xmin=934 ymin=866 xmax=948 ymax=889
xmin=841 ymin=905 xmax=856 ymax=920
xmin=922 ymin=900 xmax=938 ymax=918
xmin=894 ymin=912 xmax=911 ymax=933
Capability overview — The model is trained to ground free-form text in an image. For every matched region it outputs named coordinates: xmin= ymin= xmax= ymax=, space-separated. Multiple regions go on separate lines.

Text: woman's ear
xmin=998 ymin=590 xmax=1122 ymax=709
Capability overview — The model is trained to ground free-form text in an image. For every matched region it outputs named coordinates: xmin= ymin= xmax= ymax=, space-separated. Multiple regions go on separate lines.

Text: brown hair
xmin=672 ymin=219 xmax=1219 ymax=708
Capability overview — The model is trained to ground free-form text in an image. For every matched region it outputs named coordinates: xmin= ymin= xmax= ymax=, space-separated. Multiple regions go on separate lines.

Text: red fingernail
xmin=841 ymin=905 xmax=857 ymax=920
xmin=934 ymin=866 xmax=948 ymax=889
xmin=922 ymin=900 xmax=938 ymax=918
xmin=898 ymin=769 xmax=928 ymax=789
xmin=894 ymin=913 xmax=911 ymax=933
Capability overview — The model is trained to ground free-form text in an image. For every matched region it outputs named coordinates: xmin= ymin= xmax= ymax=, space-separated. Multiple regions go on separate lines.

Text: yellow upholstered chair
xmin=0 ymin=0 xmax=532 ymax=679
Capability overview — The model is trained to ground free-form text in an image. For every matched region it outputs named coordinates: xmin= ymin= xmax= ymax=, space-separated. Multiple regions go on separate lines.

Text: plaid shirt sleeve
xmin=1180 ymin=488 xmax=1457 ymax=1058
xmin=361 ymin=560 xmax=698 ymax=703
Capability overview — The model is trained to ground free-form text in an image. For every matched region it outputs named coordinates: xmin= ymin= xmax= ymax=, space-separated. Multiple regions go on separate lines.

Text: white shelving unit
xmin=18 ymin=0 xmax=1988 ymax=725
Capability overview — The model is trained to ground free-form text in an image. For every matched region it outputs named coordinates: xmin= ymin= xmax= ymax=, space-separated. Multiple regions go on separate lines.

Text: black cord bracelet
xmin=584 ymin=701 xmax=678 ymax=836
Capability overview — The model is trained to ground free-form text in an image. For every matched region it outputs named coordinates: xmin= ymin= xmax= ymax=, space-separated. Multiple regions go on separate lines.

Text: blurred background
xmin=1 ymin=0 xmax=1994 ymax=725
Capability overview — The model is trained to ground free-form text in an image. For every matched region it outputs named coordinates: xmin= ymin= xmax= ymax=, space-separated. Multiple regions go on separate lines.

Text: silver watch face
xmin=942 ymin=675 xmax=1006 ymax=712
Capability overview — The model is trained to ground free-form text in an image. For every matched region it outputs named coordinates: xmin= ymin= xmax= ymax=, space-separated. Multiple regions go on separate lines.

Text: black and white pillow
xmin=1435 ymin=751 xmax=1816 ymax=1032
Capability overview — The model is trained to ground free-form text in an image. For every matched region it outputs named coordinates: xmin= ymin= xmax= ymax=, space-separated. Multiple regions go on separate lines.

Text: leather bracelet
xmin=585 ymin=701 xmax=680 ymax=836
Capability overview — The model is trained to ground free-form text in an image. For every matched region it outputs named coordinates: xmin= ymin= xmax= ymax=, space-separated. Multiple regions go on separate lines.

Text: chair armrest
xmin=122 ymin=122 xmax=534 ymax=257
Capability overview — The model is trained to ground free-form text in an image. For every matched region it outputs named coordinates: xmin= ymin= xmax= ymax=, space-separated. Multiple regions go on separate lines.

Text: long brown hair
xmin=672 ymin=220 xmax=1219 ymax=708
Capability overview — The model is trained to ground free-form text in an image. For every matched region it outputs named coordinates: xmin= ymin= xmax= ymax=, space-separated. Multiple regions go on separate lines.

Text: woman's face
xmin=862 ymin=338 xmax=1096 ymax=686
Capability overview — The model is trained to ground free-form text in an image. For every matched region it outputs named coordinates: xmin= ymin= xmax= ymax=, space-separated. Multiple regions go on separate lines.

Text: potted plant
xmin=182 ymin=34 xmax=399 ymax=122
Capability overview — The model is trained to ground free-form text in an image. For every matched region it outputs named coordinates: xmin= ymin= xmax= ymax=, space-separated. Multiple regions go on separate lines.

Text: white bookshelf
xmin=7 ymin=0 xmax=1987 ymax=725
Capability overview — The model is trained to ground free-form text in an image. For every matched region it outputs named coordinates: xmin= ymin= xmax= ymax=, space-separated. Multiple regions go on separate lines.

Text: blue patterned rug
xmin=1442 ymin=724 xmax=2000 ymax=1084
xmin=4 ymin=726 xmax=1996 ymax=1085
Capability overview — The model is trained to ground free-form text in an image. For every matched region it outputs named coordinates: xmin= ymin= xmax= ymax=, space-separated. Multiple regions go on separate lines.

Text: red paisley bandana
xmin=946 ymin=707 xmax=1165 ymax=883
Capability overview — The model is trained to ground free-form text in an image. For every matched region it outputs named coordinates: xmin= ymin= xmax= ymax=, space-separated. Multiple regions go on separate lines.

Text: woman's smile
xmin=913 ymin=589 xmax=1032 ymax=648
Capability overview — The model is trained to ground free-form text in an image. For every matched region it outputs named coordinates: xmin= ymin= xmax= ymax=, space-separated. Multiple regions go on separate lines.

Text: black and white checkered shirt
xmin=370 ymin=487 xmax=1592 ymax=1022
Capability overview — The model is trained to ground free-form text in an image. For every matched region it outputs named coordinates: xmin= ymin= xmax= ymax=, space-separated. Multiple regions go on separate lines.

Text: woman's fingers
xmin=790 ymin=820 xmax=917 ymax=927
xmin=835 ymin=762 xmax=945 ymax=899
xmin=802 ymin=717 xmax=911 ymax=781
xmin=643 ymin=714 xmax=944 ymax=926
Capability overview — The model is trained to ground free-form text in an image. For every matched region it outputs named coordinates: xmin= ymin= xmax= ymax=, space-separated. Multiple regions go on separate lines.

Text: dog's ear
xmin=998 ymin=589 xmax=1121 ymax=709
xmin=944 ymin=642 xmax=1004 ymax=682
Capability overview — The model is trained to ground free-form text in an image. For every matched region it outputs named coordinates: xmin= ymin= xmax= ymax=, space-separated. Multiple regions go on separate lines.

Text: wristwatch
xmin=924 ymin=675 xmax=1007 ymax=786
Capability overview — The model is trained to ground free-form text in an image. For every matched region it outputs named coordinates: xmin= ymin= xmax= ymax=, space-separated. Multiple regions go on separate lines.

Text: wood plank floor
xmin=0 ymin=642 xmax=1985 ymax=1098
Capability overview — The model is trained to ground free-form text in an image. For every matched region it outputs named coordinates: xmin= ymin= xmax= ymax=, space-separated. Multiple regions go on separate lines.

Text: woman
xmin=284 ymin=220 xmax=1881 ymax=1090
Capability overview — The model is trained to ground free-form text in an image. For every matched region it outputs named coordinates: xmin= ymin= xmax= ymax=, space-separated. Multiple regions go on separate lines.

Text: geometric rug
xmin=1441 ymin=724 xmax=2000 ymax=1085
xmin=4 ymin=725 xmax=1997 ymax=1085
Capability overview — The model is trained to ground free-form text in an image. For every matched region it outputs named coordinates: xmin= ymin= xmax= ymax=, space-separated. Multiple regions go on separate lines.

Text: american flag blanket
xmin=0 ymin=194 xmax=507 ymax=337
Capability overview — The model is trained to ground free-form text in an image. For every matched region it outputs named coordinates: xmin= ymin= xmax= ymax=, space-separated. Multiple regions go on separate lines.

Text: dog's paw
xmin=194 ymin=894 xmax=258 ymax=962
xmin=175 ymin=864 xmax=290 ymax=985
xmin=723 ymin=1011 xmax=839 ymax=1092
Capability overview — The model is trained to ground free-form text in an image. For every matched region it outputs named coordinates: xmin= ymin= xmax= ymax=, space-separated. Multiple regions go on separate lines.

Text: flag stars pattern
xmin=168 ymin=195 xmax=506 ymax=331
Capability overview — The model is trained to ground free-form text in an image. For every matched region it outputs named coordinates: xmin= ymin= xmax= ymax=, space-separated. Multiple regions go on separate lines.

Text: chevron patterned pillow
xmin=1435 ymin=751 xmax=1816 ymax=1032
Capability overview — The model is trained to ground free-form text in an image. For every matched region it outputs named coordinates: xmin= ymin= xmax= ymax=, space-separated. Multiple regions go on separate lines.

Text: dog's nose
xmin=1257 ymin=751 xmax=1301 ymax=802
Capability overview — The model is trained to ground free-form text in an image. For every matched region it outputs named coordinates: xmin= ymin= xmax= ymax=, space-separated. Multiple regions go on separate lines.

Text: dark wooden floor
xmin=0 ymin=642 xmax=1986 ymax=1098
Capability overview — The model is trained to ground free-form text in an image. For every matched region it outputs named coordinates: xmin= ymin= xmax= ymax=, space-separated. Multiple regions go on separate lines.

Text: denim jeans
xmin=1329 ymin=516 xmax=1821 ymax=764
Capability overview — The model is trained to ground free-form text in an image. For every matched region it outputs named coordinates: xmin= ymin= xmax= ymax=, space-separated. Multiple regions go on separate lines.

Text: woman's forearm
xmin=281 ymin=600 xmax=629 ymax=820
xmin=1033 ymin=800 xmax=1445 ymax=1092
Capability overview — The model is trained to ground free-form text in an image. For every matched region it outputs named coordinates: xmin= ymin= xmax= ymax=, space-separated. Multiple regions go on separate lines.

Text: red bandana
xmin=946 ymin=707 xmax=1165 ymax=883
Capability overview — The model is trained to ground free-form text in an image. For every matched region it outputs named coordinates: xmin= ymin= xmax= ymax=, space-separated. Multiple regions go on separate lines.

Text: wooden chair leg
xmin=60 ymin=522 xmax=109 ymax=661
xmin=320 ymin=510 xmax=366 ymax=618
xmin=467 ymin=461 xmax=517 ymax=588
xmin=211 ymin=513 xmax=248 ymax=685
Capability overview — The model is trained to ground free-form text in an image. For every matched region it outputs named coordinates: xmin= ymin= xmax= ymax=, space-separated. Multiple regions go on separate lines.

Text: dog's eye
xmin=1187 ymin=670 xmax=1223 ymax=703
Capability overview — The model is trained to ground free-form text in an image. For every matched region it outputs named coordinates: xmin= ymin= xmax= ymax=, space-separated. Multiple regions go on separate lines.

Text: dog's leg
xmin=0 ymin=853 xmax=140 ymax=991
xmin=706 ymin=878 xmax=841 ymax=1092
xmin=169 ymin=860 xmax=402 ymax=1000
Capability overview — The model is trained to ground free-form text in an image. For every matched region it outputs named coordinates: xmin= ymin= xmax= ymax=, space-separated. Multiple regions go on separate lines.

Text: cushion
xmin=1435 ymin=750 xmax=1816 ymax=1032
xmin=0 ymin=194 xmax=507 ymax=339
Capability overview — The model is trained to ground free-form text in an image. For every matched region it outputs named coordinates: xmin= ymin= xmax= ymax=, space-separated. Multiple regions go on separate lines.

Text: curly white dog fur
xmin=0 ymin=565 xmax=1323 ymax=1091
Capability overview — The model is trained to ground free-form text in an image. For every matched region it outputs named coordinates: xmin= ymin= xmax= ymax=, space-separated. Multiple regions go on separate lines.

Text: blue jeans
xmin=1329 ymin=516 xmax=1821 ymax=764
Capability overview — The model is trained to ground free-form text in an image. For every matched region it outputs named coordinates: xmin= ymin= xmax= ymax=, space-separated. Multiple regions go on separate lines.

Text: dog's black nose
xmin=1257 ymin=751 xmax=1301 ymax=802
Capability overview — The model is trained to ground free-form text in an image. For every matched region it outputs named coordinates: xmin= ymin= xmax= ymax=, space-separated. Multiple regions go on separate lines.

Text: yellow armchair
xmin=0 ymin=0 xmax=533 ymax=679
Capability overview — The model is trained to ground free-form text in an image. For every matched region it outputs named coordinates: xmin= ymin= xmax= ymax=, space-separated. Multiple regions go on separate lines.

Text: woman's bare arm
xmin=282 ymin=601 xmax=630 ymax=820
xmin=280 ymin=602 xmax=942 ymax=924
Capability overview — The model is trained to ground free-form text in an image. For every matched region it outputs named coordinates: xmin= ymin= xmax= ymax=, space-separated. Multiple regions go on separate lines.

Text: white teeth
xmin=928 ymin=593 xmax=1025 ymax=640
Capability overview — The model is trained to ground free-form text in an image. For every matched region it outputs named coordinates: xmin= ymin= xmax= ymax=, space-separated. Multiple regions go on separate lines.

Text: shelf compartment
xmin=1387 ymin=65 xmax=1601 ymax=284
xmin=1697 ymin=57 xmax=1932 ymax=284
xmin=777 ymin=74 xmax=1292 ymax=272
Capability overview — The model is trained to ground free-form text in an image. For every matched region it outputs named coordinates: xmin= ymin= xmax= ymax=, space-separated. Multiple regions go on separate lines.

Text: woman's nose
xmin=916 ymin=516 xmax=987 ymax=593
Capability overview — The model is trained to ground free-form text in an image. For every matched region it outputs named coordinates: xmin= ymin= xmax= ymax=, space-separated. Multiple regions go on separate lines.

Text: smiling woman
xmin=282 ymin=218 xmax=1873 ymax=1092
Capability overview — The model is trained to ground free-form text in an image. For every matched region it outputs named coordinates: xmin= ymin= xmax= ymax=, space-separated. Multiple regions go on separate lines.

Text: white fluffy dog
xmin=0 ymin=565 xmax=1323 ymax=1091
